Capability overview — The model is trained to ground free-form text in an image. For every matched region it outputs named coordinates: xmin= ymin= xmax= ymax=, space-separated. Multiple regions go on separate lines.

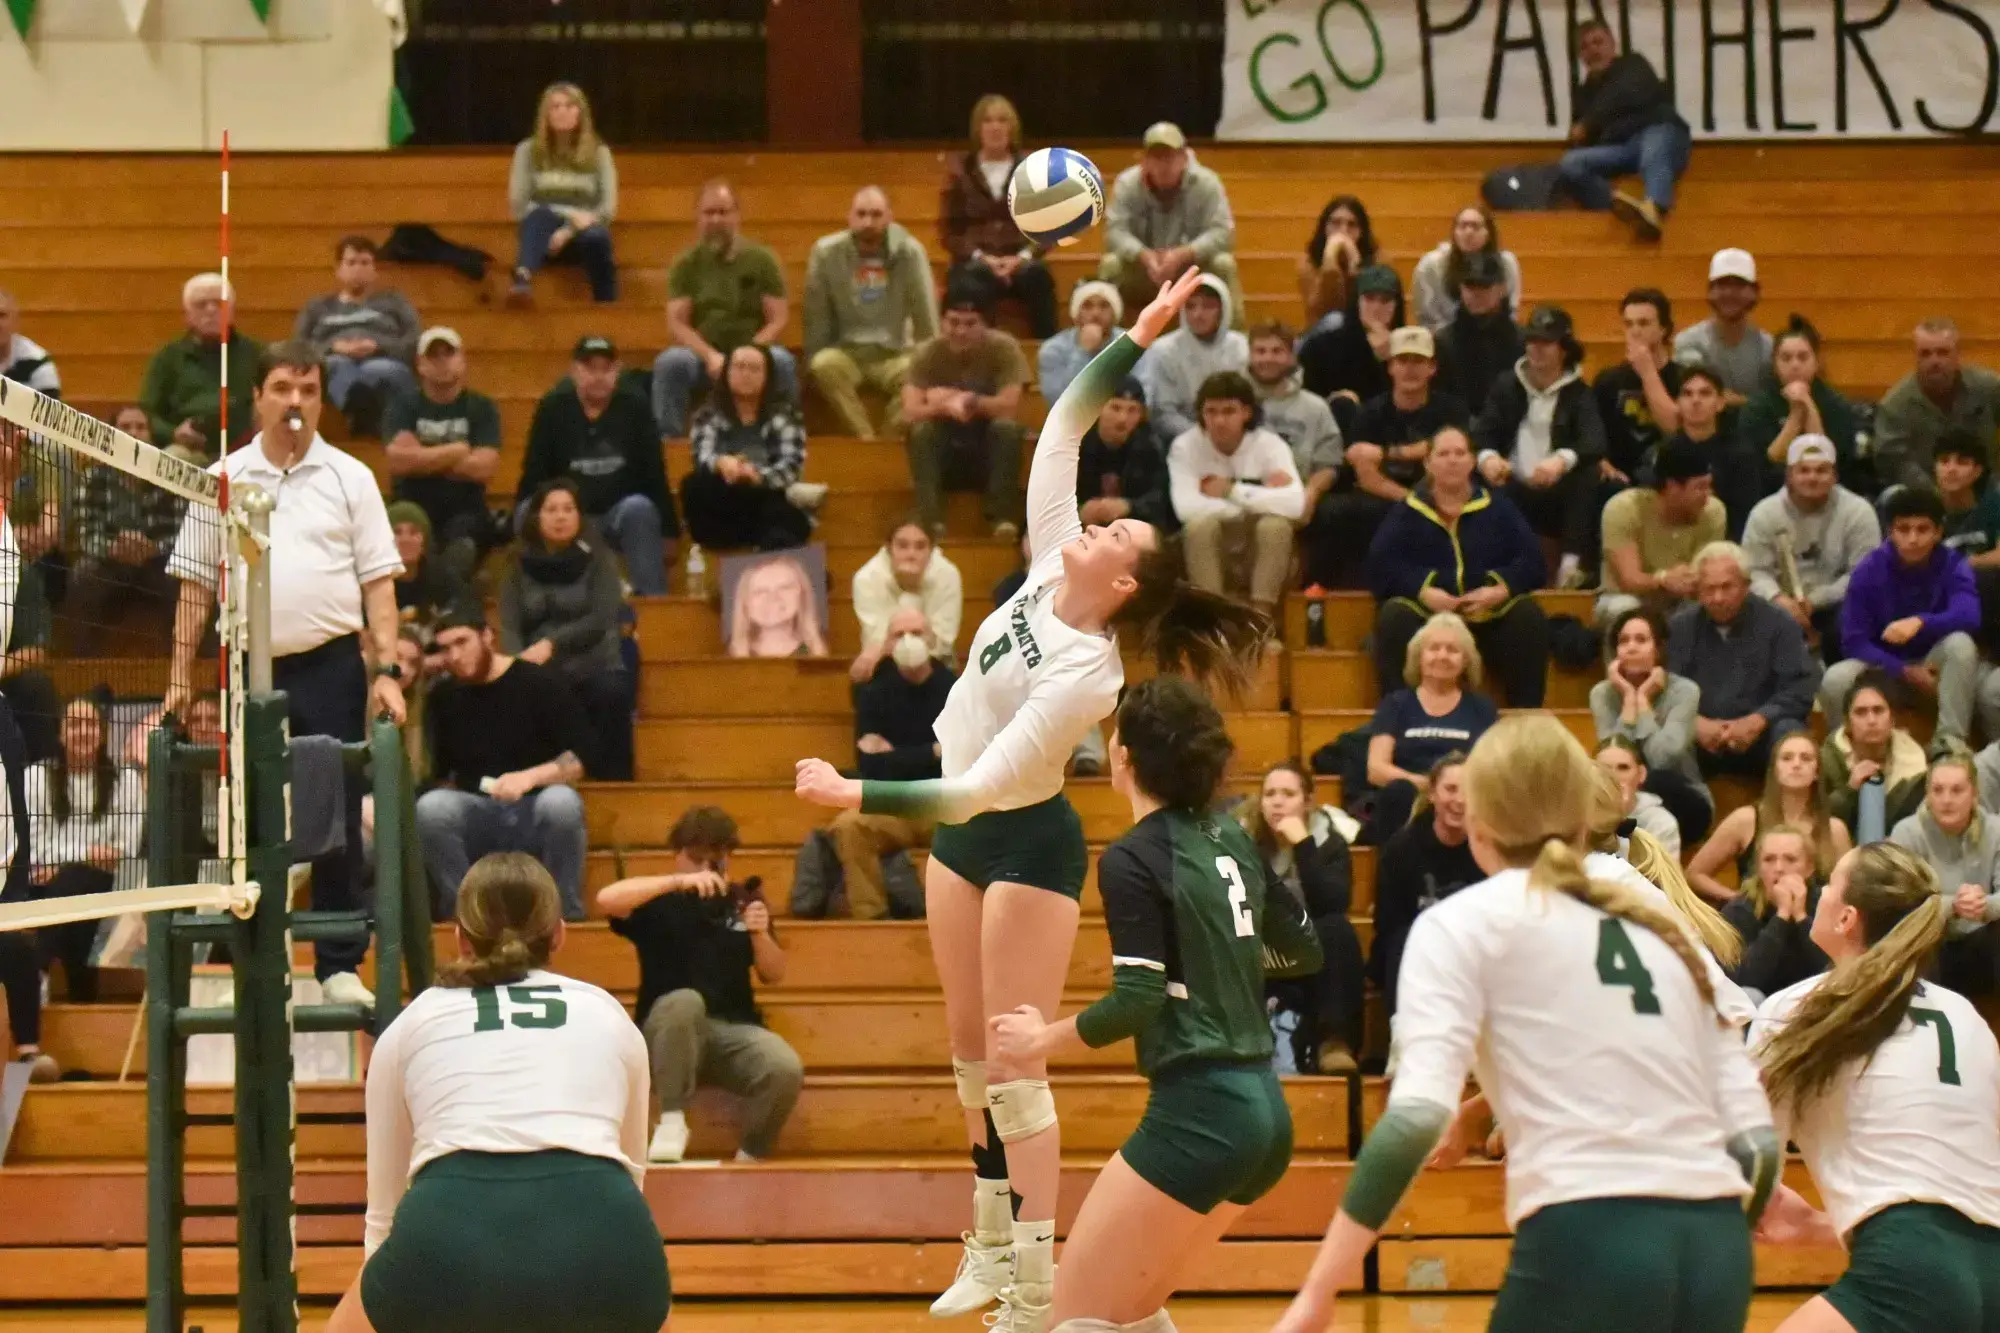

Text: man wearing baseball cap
xmin=518 ymin=336 xmax=677 ymax=595
xmin=1470 ymin=305 xmax=1605 ymax=586
xmin=1672 ymin=248 xmax=1773 ymax=402
xmin=1433 ymin=249 xmax=1523 ymax=416
xmin=1741 ymin=434 xmax=1880 ymax=659
xmin=1098 ymin=121 xmax=1244 ymax=327
xmin=382 ymin=326 xmax=504 ymax=581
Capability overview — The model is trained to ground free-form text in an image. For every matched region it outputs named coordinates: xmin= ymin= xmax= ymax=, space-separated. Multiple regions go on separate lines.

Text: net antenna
xmin=0 ymin=376 xmax=263 ymax=925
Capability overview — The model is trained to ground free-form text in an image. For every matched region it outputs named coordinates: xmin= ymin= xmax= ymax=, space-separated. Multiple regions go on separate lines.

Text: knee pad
xmin=988 ymin=1078 xmax=1057 ymax=1143
xmin=952 ymin=1057 xmax=988 ymax=1112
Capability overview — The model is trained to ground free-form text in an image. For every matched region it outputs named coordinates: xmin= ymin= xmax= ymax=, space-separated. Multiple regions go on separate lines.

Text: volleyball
xmin=1008 ymin=147 xmax=1105 ymax=248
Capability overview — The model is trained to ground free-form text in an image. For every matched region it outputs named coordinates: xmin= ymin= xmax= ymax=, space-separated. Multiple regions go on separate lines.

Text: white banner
xmin=1221 ymin=0 xmax=2000 ymax=140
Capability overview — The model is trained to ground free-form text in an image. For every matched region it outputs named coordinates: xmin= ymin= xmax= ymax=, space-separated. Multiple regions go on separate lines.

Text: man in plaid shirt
xmin=67 ymin=405 xmax=191 ymax=655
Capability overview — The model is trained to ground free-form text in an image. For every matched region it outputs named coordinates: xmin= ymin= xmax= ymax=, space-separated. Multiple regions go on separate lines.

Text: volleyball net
xmin=0 ymin=376 xmax=258 ymax=950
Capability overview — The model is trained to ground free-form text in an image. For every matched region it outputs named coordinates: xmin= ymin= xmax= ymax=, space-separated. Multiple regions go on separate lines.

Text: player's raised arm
xmin=1023 ymin=269 xmax=1204 ymax=567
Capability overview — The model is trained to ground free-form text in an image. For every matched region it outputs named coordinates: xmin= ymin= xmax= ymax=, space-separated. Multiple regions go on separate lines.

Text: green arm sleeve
xmin=1338 ymin=1099 xmax=1453 ymax=1231
xmin=1074 ymin=964 xmax=1169 ymax=1049
xmin=1727 ymin=1126 xmax=1783 ymax=1227
xmin=860 ymin=777 xmax=959 ymax=822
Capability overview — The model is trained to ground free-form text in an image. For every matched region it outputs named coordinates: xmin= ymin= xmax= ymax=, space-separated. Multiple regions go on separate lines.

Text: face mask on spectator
xmin=892 ymin=632 xmax=931 ymax=671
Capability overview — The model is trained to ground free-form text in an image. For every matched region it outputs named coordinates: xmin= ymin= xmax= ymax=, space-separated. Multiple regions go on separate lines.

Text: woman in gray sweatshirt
xmin=508 ymin=82 xmax=619 ymax=303
xmin=1888 ymin=751 xmax=2000 ymax=995
xmin=1589 ymin=607 xmax=1712 ymax=840
xmin=502 ymin=480 xmax=632 ymax=781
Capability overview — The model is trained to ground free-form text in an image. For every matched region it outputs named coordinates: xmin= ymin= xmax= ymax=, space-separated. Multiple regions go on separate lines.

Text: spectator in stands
xmin=1667 ymin=541 xmax=1820 ymax=779
xmin=1371 ymin=751 xmax=1480 ymax=1021
xmin=518 ymin=336 xmax=674 ymax=596
xmin=1595 ymin=438 xmax=1725 ymax=630
xmin=828 ymin=639 xmax=956 ymax=919
xmin=507 ymin=81 xmax=618 ymax=303
xmin=1821 ymin=669 xmax=1928 ymax=840
xmin=1821 ymin=485 xmax=1980 ymax=751
xmin=1932 ymin=434 xmax=2000 ymax=646
xmin=1742 ymin=434 xmax=1880 ymax=656
xmin=1076 ymin=377 xmax=1175 ymax=536
xmin=1297 ymin=263 xmax=1400 ymax=406
xmin=417 ymin=609 xmax=591 ymax=919
xmin=141 ymin=273 xmax=262 ymax=456
xmin=805 ymin=186 xmax=939 ymax=441
xmin=68 ymin=405 xmax=187 ymax=655
xmin=1099 ymin=122 xmax=1241 ymax=322
xmin=1166 ymin=370 xmax=1303 ymax=618
xmin=1672 ymin=249 xmax=1772 ymax=403
xmin=1721 ymin=824 xmax=1829 ymax=999
xmin=1297 ymin=195 xmax=1378 ymax=327
xmin=1410 ymin=206 xmax=1523 ymax=333
xmin=0 ymin=288 xmax=59 ymax=395
xmin=1363 ymin=613 xmax=1498 ymax=844
xmin=1888 ymin=753 xmax=2000 ymax=995
xmin=386 ymin=501 xmax=466 ymax=638
xmin=1875 ymin=318 xmax=2000 ymax=491
xmin=1369 ymin=424 xmax=1548 ymax=704
xmin=1039 ymin=281 xmax=1129 ymax=404
xmin=392 ymin=625 xmax=433 ymax=787
xmin=1557 ymin=17 xmax=1691 ymax=240
xmin=1594 ymin=288 xmax=1683 ymax=486
xmin=502 ymin=479 xmax=635 ymax=784
xmin=166 ymin=342 xmax=403 ymax=1008
xmin=939 ymin=94 xmax=1055 ymax=338
xmin=1 ymin=563 xmax=58 ymax=763
xmin=1472 ymin=305 xmax=1605 ymax=585
xmin=1248 ymin=320 xmax=1342 ymax=516
xmin=24 ymin=691 xmax=143 ymax=1005
xmin=292 ymin=235 xmax=419 ymax=436
xmin=1665 ymin=364 xmax=1756 ymax=534
xmin=600 ymin=806 xmax=802 ymax=1163
xmin=1308 ymin=327 xmax=1469 ymax=590
xmin=1595 ymin=736 xmax=1681 ymax=857
xmin=1592 ymin=606 xmax=1712 ymax=840
xmin=1687 ymin=731 xmax=1851 ymax=904
xmin=850 ymin=518 xmax=962 ymax=680
xmin=1432 ymin=251 xmax=1522 ymax=418
xmin=0 ymin=693 xmax=47 ymax=1079
xmin=1742 ymin=315 xmax=1861 ymax=486
xmin=381 ymin=327 xmax=502 ymax=584
xmin=651 ymin=179 xmax=793 ymax=438
xmin=1242 ymin=761 xmax=1364 ymax=1073
xmin=1143 ymin=273 xmax=1247 ymax=445
xmin=681 ymin=344 xmax=811 ymax=552
xmin=902 ymin=285 xmax=1029 ymax=540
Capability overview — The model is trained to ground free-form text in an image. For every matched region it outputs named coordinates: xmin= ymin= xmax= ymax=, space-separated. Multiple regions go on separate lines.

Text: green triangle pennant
xmin=388 ymin=84 xmax=415 ymax=146
xmin=247 ymin=0 xmax=270 ymax=21
xmin=4 ymin=0 xmax=34 ymax=40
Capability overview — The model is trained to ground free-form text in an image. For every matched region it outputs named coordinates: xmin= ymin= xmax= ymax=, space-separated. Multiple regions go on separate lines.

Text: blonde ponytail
xmin=1626 ymin=828 xmax=1743 ymax=970
xmin=1760 ymin=843 xmax=1948 ymax=1116
xmin=439 ymin=851 xmax=563 ymax=989
xmin=1528 ymin=836 xmax=1721 ymax=1016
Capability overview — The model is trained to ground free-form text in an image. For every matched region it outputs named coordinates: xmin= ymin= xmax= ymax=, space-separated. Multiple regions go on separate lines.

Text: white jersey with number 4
xmin=1391 ymin=863 xmax=1773 ymax=1228
xmin=363 ymin=968 xmax=650 ymax=1256
xmin=923 ymin=341 xmax=1141 ymax=824
xmin=1752 ymin=977 xmax=2000 ymax=1240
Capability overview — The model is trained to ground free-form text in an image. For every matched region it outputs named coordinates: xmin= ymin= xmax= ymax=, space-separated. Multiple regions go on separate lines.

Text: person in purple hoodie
xmin=1820 ymin=485 xmax=1981 ymax=752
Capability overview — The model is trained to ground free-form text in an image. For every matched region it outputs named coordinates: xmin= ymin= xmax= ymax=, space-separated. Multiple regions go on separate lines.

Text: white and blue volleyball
xmin=1008 ymin=147 xmax=1105 ymax=248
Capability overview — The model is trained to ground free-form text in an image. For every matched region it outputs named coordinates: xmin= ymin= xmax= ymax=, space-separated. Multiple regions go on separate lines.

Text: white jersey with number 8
xmin=1390 ymin=861 xmax=1773 ymax=1228
xmin=363 ymin=969 xmax=650 ymax=1255
xmin=1751 ymin=977 xmax=2000 ymax=1241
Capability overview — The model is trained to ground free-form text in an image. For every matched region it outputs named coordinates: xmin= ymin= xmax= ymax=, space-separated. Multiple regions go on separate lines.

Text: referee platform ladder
xmin=144 ymin=703 xmax=433 ymax=1333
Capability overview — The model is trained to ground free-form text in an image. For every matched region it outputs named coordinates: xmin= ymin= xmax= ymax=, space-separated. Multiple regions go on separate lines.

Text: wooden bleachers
xmin=8 ymin=140 xmax=1992 ymax=1306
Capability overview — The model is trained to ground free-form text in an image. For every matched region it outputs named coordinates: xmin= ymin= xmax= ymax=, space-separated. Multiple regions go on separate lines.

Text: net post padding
xmin=0 ymin=880 xmax=259 ymax=933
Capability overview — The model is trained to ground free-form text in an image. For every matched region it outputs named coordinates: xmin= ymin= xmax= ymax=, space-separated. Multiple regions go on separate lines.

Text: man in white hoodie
xmin=1168 ymin=370 xmax=1305 ymax=616
xmin=1142 ymin=273 xmax=1248 ymax=444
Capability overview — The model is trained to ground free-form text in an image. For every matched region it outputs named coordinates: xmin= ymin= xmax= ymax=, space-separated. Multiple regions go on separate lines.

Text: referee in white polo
xmin=165 ymin=340 xmax=406 ymax=1008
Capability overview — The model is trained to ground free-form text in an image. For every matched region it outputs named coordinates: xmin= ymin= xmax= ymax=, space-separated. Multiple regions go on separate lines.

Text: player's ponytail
xmin=1760 ymin=842 xmax=1947 ymax=1116
xmin=1112 ymin=538 xmax=1270 ymax=699
xmin=440 ymin=851 xmax=564 ymax=989
xmin=1468 ymin=715 xmax=1720 ymax=1018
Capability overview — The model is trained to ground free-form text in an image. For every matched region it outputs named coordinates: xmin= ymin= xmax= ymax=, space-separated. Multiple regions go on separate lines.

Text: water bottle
xmin=1304 ymin=598 xmax=1326 ymax=648
xmin=685 ymin=544 xmax=708 ymax=599
xmin=1857 ymin=772 xmax=1887 ymax=844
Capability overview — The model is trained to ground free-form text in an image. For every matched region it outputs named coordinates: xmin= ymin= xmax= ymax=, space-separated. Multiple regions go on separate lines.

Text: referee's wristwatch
xmin=373 ymin=663 xmax=405 ymax=681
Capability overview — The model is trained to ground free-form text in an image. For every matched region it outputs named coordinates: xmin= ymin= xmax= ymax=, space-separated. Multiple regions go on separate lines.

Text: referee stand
xmin=144 ymin=488 xmax=432 ymax=1333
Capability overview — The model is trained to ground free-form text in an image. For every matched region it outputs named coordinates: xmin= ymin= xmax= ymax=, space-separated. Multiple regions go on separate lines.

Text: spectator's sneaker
xmin=786 ymin=481 xmax=830 ymax=513
xmin=991 ymin=521 xmax=1020 ymax=544
xmin=17 ymin=1051 xmax=59 ymax=1084
xmin=649 ymin=1110 xmax=690 ymax=1163
xmin=321 ymin=972 xmax=376 ymax=1009
xmin=507 ymin=268 xmax=535 ymax=306
xmin=930 ymin=1232 xmax=1011 ymax=1318
xmin=1610 ymin=190 xmax=1664 ymax=241
xmin=733 ymin=1148 xmax=763 ymax=1163
xmin=1316 ymin=1041 xmax=1358 ymax=1076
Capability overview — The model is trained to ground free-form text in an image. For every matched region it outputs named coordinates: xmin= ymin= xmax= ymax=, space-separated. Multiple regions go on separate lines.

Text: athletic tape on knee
xmin=952 ymin=1057 xmax=988 ymax=1111
xmin=987 ymin=1078 xmax=1057 ymax=1143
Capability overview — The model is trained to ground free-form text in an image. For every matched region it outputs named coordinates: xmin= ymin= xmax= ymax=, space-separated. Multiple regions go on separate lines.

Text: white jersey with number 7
xmin=1751 ymin=977 xmax=2000 ymax=1241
